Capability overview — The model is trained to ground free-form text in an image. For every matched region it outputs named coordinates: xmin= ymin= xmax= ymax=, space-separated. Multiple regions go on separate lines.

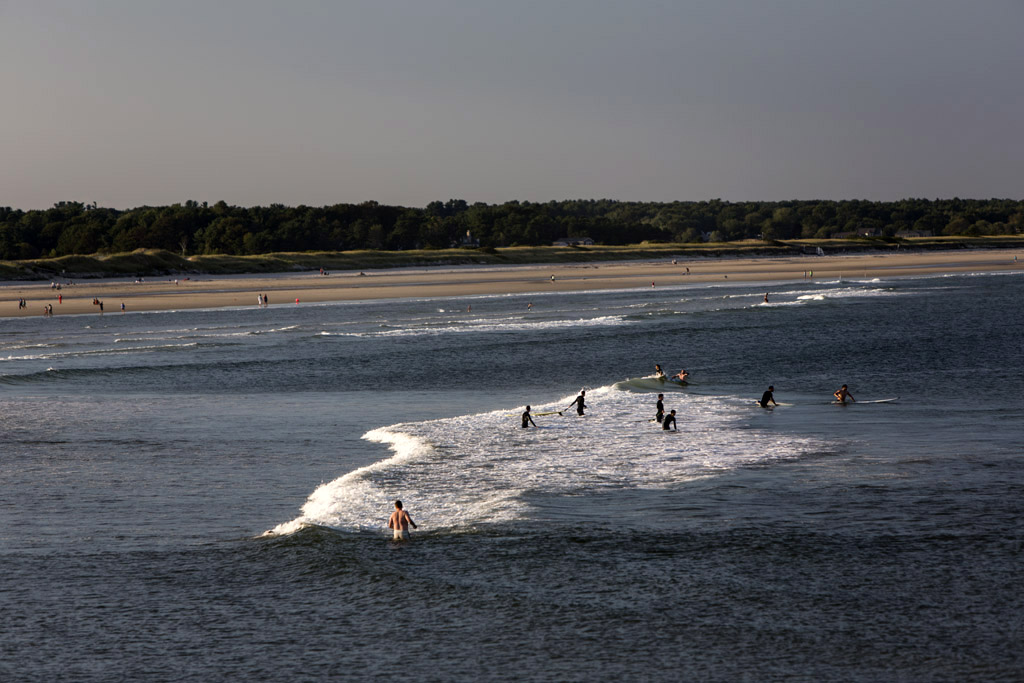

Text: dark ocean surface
xmin=2 ymin=271 xmax=1022 ymax=681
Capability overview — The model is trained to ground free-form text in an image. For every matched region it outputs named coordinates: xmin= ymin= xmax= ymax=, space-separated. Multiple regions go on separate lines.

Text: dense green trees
xmin=0 ymin=197 xmax=1020 ymax=260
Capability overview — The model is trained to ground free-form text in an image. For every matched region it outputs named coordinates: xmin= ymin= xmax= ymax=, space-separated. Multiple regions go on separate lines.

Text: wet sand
xmin=3 ymin=249 xmax=1021 ymax=318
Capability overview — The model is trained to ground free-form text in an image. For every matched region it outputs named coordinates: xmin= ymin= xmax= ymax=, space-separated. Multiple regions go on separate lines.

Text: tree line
xmin=0 ymin=197 xmax=1021 ymax=260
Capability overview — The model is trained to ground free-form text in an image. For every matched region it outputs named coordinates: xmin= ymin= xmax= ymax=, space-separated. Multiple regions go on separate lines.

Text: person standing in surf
xmin=388 ymin=500 xmax=417 ymax=541
xmin=662 ymin=409 xmax=677 ymax=431
xmin=759 ymin=386 xmax=778 ymax=408
xmin=655 ymin=393 xmax=665 ymax=423
xmin=568 ymin=390 xmax=587 ymax=416
xmin=522 ymin=406 xmax=537 ymax=428
xmin=833 ymin=384 xmax=855 ymax=404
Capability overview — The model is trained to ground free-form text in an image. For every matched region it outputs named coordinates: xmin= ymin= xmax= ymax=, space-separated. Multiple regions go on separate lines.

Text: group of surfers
xmin=518 ymin=373 xmax=859 ymax=433
xmin=654 ymin=364 xmax=688 ymax=383
xmin=757 ymin=383 xmax=856 ymax=408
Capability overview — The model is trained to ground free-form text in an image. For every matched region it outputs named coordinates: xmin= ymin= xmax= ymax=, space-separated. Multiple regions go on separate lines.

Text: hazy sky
xmin=2 ymin=0 xmax=1022 ymax=209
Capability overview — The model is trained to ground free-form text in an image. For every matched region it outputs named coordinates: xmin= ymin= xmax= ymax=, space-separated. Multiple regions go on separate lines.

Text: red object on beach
xmin=295 ymin=298 xmax=300 ymax=304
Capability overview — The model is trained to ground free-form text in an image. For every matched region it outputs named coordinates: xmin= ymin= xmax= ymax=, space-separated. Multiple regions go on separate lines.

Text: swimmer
xmin=388 ymin=500 xmax=417 ymax=540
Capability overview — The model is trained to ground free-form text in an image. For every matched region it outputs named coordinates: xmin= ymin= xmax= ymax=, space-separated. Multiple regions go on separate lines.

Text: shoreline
xmin=3 ymin=249 xmax=1020 ymax=318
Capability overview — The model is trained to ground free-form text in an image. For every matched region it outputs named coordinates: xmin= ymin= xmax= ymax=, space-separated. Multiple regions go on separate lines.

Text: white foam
xmin=268 ymin=384 xmax=830 ymax=537
xmin=1 ymin=342 xmax=199 ymax=361
xmin=321 ymin=315 xmax=630 ymax=338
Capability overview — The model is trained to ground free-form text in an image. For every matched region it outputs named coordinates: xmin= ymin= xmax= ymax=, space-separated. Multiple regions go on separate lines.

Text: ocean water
xmin=1 ymin=271 xmax=1022 ymax=681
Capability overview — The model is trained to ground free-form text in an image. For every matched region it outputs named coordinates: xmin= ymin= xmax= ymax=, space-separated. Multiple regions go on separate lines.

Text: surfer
xmin=833 ymin=384 xmax=856 ymax=404
xmin=654 ymin=364 xmax=665 ymax=378
xmin=522 ymin=406 xmax=537 ymax=428
xmin=673 ymin=369 xmax=689 ymax=382
xmin=655 ymin=393 xmax=665 ymax=423
xmin=764 ymin=292 xmax=769 ymax=303
xmin=388 ymin=500 xmax=417 ymax=541
xmin=759 ymin=385 xmax=778 ymax=408
xmin=568 ymin=390 xmax=587 ymax=416
xmin=662 ymin=409 xmax=677 ymax=431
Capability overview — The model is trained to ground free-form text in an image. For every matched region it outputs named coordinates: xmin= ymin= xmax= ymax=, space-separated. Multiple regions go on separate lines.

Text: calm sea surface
xmin=1 ymin=270 xmax=1022 ymax=681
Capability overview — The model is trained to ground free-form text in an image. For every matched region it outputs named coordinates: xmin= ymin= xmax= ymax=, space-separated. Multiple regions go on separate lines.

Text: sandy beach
xmin=3 ymin=249 xmax=1021 ymax=318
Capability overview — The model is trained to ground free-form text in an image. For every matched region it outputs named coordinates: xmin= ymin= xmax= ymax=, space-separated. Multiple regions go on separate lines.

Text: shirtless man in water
xmin=388 ymin=500 xmax=417 ymax=540
xmin=833 ymin=384 xmax=856 ymax=404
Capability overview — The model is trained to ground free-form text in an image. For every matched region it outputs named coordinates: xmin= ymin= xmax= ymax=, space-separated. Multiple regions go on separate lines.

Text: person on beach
xmin=662 ymin=409 xmax=677 ymax=431
xmin=388 ymin=500 xmax=417 ymax=541
xmin=759 ymin=386 xmax=778 ymax=408
xmin=655 ymin=394 xmax=665 ymax=423
xmin=568 ymin=390 xmax=587 ymax=416
xmin=833 ymin=384 xmax=855 ymax=404
xmin=654 ymin=364 xmax=665 ymax=378
xmin=522 ymin=406 xmax=537 ymax=428
xmin=121 ymin=302 xmax=125 ymax=313
xmin=257 ymin=294 xmax=263 ymax=306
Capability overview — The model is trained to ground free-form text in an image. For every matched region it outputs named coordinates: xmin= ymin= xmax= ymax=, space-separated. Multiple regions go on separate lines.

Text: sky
xmin=2 ymin=0 xmax=1022 ymax=209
